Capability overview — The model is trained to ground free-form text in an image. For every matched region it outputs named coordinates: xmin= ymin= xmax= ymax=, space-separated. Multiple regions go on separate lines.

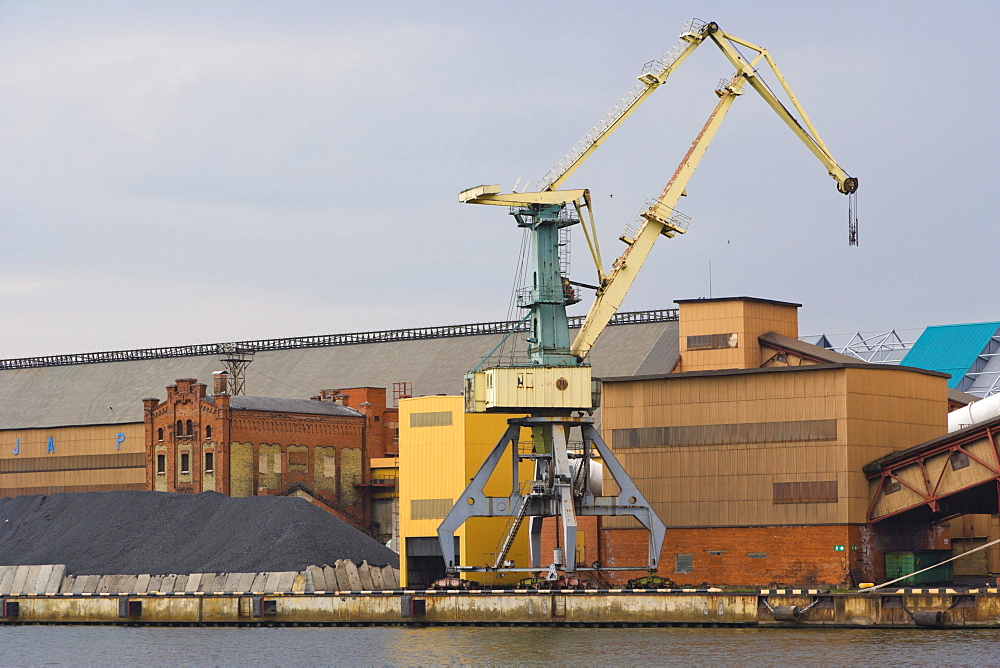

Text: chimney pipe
xmin=213 ymin=371 xmax=230 ymax=396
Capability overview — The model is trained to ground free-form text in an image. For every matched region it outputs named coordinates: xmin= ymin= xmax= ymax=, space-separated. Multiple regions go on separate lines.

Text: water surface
xmin=2 ymin=625 xmax=997 ymax=666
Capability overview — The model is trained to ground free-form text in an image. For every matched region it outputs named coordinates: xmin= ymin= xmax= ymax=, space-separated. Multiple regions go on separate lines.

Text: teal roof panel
xmin=901 ymin=322 xmax=1000 ymax=388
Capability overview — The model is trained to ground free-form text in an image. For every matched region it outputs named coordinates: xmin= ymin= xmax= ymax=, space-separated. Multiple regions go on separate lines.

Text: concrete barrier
xmin=0 ymin=562 xmax=402 ymax=596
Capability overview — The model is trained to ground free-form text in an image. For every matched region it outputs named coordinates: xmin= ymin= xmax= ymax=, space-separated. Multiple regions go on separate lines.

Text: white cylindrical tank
xmin=570 ymin=459 xmax=604 ymax=496
xmin=948 ymin=392 xmax=1000 ymax=432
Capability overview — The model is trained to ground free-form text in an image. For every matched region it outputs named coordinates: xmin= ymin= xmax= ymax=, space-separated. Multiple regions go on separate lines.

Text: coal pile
xmin=0 ymin=491 xmax=398 ymax=575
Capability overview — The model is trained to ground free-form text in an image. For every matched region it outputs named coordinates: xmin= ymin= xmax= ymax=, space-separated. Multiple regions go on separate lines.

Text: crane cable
xmin=499 ymin=227 xmax=532 ymax=365
xmin=848 ymin=191 xmax=859 ymax=246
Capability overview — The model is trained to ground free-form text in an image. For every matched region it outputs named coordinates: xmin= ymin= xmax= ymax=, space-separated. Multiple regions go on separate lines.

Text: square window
xmin=950 ymin=451 xmax=970 ymax=471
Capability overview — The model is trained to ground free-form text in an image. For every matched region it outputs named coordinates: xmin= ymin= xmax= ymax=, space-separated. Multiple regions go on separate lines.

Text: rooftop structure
xmin=901 ymin=322 xmax=1000 ymax=397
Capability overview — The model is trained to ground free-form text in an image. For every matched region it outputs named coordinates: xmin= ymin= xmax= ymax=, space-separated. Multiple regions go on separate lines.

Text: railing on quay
xmin=0 ymin=308 xmax=678 ymax=370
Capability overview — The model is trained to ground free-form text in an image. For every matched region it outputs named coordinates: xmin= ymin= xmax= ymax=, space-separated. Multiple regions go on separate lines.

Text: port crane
xmin=439 ymin=19 xmax=858 ymax=579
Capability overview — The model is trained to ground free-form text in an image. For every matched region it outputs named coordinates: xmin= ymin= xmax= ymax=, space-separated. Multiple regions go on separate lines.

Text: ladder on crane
xmin=492 ymin=483 xmax=534 ymax=570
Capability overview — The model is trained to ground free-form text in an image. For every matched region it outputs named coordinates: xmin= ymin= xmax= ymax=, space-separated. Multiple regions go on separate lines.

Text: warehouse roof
xmin=901 ymin=322 xmax=1000 ymax=389
xmin=211 ymin=396 xmax=362 ymax=417
xmin=0 ymin=313 xmax=679 ymax=430
xmin=674 ymin=296 xmax=802 ymax=308
xmin=601 ymin=361 xmax=950 ymax=384
xmin=758 ymin=331 xmax=861 ymax=364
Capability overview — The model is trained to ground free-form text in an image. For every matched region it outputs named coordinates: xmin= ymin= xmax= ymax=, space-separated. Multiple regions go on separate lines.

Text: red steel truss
xmin=865 ymin=415 xmax=1000 ymax=523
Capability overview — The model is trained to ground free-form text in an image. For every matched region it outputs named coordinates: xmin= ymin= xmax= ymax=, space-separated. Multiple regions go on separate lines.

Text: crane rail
xmin=0 ymin=309 xmax=678 ymax=370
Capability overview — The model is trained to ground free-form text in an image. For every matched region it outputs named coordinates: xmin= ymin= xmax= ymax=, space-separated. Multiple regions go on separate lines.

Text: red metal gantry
xmin=865 ymin=415 xmax=1000 ymax=523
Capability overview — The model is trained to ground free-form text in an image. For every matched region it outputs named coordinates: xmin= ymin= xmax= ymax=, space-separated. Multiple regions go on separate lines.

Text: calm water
xmin=1 ymin=626 xmax=999 ymax=666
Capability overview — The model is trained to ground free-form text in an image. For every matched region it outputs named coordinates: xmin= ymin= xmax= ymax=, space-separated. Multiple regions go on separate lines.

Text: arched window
xmin=186 ymin=420 xmax=193 ymax=436
xmin=205 ymin=425 xmax=212 ymax=440
xmin=157 ymin=427 xmax=163 ymax=441
xmin=176 ymin=420 xmax=183 ymax=436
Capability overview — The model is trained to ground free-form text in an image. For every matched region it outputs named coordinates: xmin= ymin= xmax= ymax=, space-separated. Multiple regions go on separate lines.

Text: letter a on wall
xmin=47 ymin=436 xmax=55 ymax=453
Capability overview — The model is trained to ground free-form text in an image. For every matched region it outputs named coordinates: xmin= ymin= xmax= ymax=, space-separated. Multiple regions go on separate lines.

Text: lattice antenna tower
xmin=218 ymin=344 xmax=255 ymax=395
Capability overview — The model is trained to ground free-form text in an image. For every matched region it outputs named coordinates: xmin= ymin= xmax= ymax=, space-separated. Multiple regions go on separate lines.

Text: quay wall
xmin=3 ymin=588 xmax=1000 ymax=628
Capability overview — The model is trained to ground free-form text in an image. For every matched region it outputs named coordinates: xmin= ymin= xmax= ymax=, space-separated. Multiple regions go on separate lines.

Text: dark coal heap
xmin=0 ymin=491 xmax=398 ymax=575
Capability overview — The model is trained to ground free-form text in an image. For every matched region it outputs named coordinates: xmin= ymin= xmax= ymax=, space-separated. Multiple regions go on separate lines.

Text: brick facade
xmin=536 ymin=517 xmax=937 ymax=588
xmin=144 ymin=376 xmax=397 ymax=531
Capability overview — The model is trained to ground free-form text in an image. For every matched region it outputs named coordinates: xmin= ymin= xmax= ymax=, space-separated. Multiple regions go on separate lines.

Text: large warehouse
xmin=3 ymin=301 xmax=999 ymax=587
xmin=0 ymin=309 xmax=677 ymax=498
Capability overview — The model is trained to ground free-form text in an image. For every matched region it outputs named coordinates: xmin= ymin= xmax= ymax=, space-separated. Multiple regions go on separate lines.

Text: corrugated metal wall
xmin=603 ymin=365 xmax=947 ymax=528
xmin=0 ymin=424 xmax=146 ymax=495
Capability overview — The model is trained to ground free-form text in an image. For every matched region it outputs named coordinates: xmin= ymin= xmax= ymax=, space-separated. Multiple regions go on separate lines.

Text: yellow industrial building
xmin=397 ymin=396 xmax=532 ymax=587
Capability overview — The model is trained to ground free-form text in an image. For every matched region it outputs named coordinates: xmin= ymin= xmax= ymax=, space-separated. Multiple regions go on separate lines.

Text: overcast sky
xmin=1 ymin=1 xmax=997 ymax=359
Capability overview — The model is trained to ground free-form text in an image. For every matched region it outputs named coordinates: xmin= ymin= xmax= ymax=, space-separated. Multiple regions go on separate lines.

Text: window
xmin=156 ymin=454 xmax=165 ymax=475
xmin=410 ymin=411 xmax=453 ymax=428
xmin=176 ymin=420 xmax=183 ymax=436
xmin=180 ymin=453 xmax=190 ymax=474
xmin=205 ymin=452 xmax=214 ymax=473
xmin=885 ymin=478 xmax=902 ymax=494
xmin=205 ymin=425 xmax=212 ymax=439
xmin=675 ymin=553 xmax=693 ymax=573
xmin=686 ymin=332 xmax=738 ymax=351
xmin=950 ymin=451 xmax=970 ymax=471
xmin=773 ymin=480 xmax=838 ymax=504
xmin=157 ymin=427 xmax=163 ymax=441
xmin=186 ymin=420 xmax=194 ymax=436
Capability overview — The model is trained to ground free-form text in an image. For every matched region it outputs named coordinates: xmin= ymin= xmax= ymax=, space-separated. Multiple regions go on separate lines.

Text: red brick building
xmin=143 ymin=374 xmax=397 ymax=532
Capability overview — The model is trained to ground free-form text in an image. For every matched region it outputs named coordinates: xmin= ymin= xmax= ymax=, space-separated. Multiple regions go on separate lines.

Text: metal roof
xmin=601 ymin=361 xmax=949 ymax=384
xmin=758 ymin=331 xmax=861 ymax=364
xmin=674 ymin=296 xmax=802 ymax=308
xmin=0 ymin=319 xmax=678 ymax=430
xmin=218 ymin=396 xmax=362 ymax=417
xmin=900 ymin=322 xmax=1000 ymax=389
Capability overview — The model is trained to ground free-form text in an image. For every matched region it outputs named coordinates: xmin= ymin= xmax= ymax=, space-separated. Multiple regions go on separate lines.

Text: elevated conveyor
xmin=865 ymin=415 xmax=1000 ymax=523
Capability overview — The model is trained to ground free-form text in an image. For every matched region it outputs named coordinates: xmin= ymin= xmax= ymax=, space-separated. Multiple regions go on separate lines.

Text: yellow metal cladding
xmin=602 ymin=365 xmax=947 ymax=529
xmin=398 ymin=396 xmax=531 ymax=585
xmin=677 ymin=299 xmax=800 ymax=372
xmin=0 ymin=423 xmax=146 ymax=495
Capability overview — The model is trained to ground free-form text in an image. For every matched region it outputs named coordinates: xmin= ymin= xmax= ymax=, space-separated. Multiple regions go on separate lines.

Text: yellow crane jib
xmin=459 ymin=184 xmax=589 ymax=208
xmin=569 ymin=22 xmax=859 ymax=360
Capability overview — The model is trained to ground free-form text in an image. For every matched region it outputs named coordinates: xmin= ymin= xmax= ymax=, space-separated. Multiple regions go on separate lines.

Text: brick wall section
xmin=600 ymin=524 xmax=872 ymax=587
xmin=144 ymin=379 xmax=398 ymax=532
xmin=538 ymin=516 xmax=599 ymax=569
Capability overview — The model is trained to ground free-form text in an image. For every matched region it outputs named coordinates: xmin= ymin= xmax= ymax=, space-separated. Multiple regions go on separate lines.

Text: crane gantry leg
xmin=437 ymin=415 xmax=665 ymax=577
